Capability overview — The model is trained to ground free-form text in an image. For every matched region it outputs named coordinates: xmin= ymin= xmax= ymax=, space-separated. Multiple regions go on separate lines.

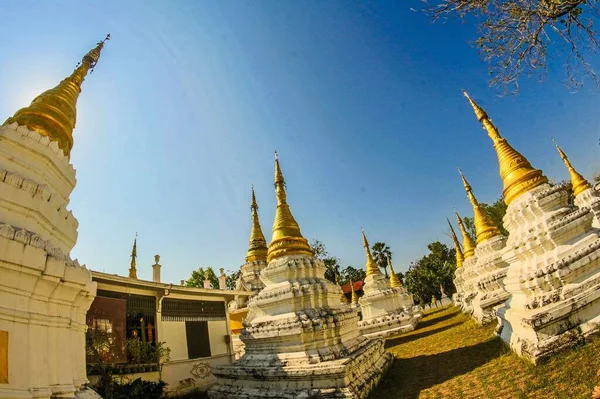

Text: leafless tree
xmin=422 ymin=0 xmax=600 ymax=94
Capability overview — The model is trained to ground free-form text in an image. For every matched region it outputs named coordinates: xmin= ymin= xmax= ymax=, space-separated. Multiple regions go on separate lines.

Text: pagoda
xmin=228 ymin=187 xmax=269 ymax=358
xmin=357 ymin=230 xmax=421 ymax=338
xmin=464 ymin=91 xmax=600 ymax=363
xmin=0 ymin=37 xmax=109 ymax=398
xmin=208 ymin=154 xmax=392 ymax=398
xmin=457 ymin=169 xmax=509 ymax=325
xmin=451 ymin=210 xmax=478 ymax=313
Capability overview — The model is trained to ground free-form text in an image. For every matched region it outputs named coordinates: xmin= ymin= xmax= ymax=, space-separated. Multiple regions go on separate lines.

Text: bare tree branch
xmin=421 ymin=0 xmax=600 ymax=94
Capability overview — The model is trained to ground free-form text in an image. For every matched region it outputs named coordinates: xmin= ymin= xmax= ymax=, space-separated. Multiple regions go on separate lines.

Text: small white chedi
xmin=208 ymin=154 xmax=392 ymax=398
xmin=455 ymin=170 xmax=509 ymax=325
xmin=450 ymin=211 xmax=478 ymax=314
xmin=228 ymin=187 xmax=269 ymax=359
xmin=463 ymin=91 xmax=600 ymax=364
xmin=357 ymin=230 xmax=421 ymax=338
xmin=0 ymin=37 xmax=108 ymax=398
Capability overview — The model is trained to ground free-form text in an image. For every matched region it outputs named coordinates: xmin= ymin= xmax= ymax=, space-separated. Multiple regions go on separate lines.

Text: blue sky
xmin=0 ymin=1 xmax=598 ymax=283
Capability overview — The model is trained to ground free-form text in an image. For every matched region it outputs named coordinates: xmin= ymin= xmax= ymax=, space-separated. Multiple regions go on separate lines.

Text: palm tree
xmin=371 ymin=242 xmax=392 ymax=278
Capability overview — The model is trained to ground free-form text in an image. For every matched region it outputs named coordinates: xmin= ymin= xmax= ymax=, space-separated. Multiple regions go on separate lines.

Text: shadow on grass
xmin=385 ymin=322 xmax=463 ymax=348
xmin=422 ymin=305 xmax=453 ymax=317
xmin=416 ymin=311 xmax=460 ymax=330
xmin=374 ymin=338 xmax=506 ymax=399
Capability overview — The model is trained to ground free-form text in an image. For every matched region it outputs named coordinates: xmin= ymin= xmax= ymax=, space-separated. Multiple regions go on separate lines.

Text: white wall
xmin=160 ymin=321 xmax=188 ymax=361
xmin=208 ymin=320 xmax=229 ymax=356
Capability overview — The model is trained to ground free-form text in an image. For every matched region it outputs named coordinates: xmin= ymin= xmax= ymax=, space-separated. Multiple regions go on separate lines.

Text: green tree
xmin=310 ymin=239 xmax=341 ymax=283
xmin=424 ymin=0 xmax=600 ymax=94
xmin=185 ymin=266 xmax=219 ymax=289
xmin=593 ymin=172 xmax=600 ymax=185
xmin=371 ymin=242 xmax=392 ymax=278
xmin=226 ymin=270 xmax=241 ymax=290
xmin=404 ymin=242 xmax=457 ymax=305
xmin=338 ymin=266 xmax=367 ymax=286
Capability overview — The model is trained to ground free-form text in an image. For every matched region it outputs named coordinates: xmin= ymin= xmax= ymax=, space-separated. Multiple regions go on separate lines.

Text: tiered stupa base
xmin=469 ymin=235 xmax=510 ymax=325
xmin=358 ymin=274 xmax=420 ymax=339
xmin=209 ymin=337 xmax=391 ymax=398
xmin=208 ymin=256 xmax=392 ymax=398
xmin=496 ymin=184 xmax=600 ymax=364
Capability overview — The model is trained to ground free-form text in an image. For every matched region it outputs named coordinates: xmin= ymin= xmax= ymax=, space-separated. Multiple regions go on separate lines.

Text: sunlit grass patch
xmin=372 ymin=306 xmax=600 ymax=399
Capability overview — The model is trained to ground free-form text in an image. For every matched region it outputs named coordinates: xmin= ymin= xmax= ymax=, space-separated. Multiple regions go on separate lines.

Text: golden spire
xmin=129 ymin=233 xmax=138 ymax=279
xmin=4 ymin=35 xmax=110 ymax=157
xmin=361 ymin=228 xmax=382 ymax=277
xmin=447 ymin=218 xmax=464 ymax=268
xmin=552 ymin=138 xmax=591 ymax=197
xmin=463 ymin=91 xmax=548 ymax=205
xmin=387 ymin=255 xmax=402 ymax=288
xmin=458 ymin=168 xmax=502 ymax=244
xmin=245 ymin=186 xmax=268 ymax=263
xmin=267 ymin=152 xmax=313 ymax=262
xmin=454 ymin=210 xmax=475 ymax=259
xmin=350 ymin=280 xmax=359 ymax=304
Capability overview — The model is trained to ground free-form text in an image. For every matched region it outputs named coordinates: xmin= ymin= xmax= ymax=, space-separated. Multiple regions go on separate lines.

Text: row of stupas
xmin=0 ymin=37 xmax=110 ymax=398
xmin=226 ymin=180 xmax=422 ymax=360
xmin=208 ymin=154 xmax=393 ymax=398
xmin=448 ymin=91 xmax=600 ymax=364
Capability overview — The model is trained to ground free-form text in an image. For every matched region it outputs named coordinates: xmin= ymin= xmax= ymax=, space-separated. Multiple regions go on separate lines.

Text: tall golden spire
xmin=245 ymin=186 xmax=268 ymax=263
xmin=4 ymin=35 xmax=110 ymax=157
xmin=361 ymin=228 xmax=382 ymax=277
xmin=350 ymin=280 xmax=359 ymax=304
xmin=552 ymin=139 xmax=591 ymax=197
xmin=447 ymin=218 xmax=464 ymax=268
xmin=454 ymin=210 xmax=475 ymax=259
xmin=463 ymin=91 xmax=548 ymax=205
xmin=387 ymin=255 xmax=402 ymax=288
xmin=267 ymin=152 xmax=313 ymax=262
xmin=129 ymin=233 xmax=138 ymax=279
xmin=458 ymin=168 xmax=502 ymax=244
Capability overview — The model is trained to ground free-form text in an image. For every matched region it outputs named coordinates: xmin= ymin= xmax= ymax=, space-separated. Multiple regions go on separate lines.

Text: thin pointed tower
xmin=552 ymin=139 xmax=600 ymax=228
xmin=462 ymin=91 xmax=600 ymax=363
xmin=4 ymin=34 xmax=110 ymax=157
xmin=228 ymin=186 xmax=271 ymax=359
xmin=0 ymin=37 xmax=109 ymax=398
xmin=129 ymin=233 xmax=138 ymax=279
xmin=457 ymin=169 xmax=509 ymax=325
xmin=357 ymin=229 xmax=421 ymax=338
xmin=463 ymin=90 xmax=548 ymax=205
xmin=209 ymin=153 xmax=392 ymax=398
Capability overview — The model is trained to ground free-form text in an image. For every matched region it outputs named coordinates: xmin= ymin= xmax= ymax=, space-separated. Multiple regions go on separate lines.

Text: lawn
xmin=371 ymin=306 xmax=600 ymax=399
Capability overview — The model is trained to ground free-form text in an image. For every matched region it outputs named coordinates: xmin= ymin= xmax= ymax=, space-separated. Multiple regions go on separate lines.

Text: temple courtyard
xmin=372 ymin=306 xmax=600 ymax=399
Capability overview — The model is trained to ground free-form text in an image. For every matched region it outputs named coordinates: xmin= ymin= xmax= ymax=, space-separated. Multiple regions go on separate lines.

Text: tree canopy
xmin=423 ymin=0 xmax=600 ymax=94
xmin=226 ymin=270 xmax=241 ymax=290
xmin=185 ymin=266 xmax=219 ymax=289
xmin=310 ymin=239 xmax=342 ymax=283
xmin=371 ymin=242 xmax=392 ymax=278
xmin=338 ymin=266 xmax=367 ymax=286
xmin=404 ymin=241 xmax=457 ymax=304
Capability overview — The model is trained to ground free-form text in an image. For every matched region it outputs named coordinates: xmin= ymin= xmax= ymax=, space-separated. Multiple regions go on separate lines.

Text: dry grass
xmin=371 ymin=306 xmax=600 ymax=399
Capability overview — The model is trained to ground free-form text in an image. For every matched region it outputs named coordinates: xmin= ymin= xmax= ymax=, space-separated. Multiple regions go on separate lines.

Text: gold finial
xmin=447 ymin=218 xmax=464 ymax=268
xmin=267 ymin=152 xmax=313 ymax=262
xmin=3 ymin=35 xmax=110 ymax=157
xmin=454 ymin=210 xmax=475 ymax=259
xmin=458 ymin=168 xmax=502 ymax=243
xmin=387 ymin=255 xmax=402 ymax=288
xmin=552 ymin=138 xmax=591 ymax=197
xmin=245 ymin=186 xmax=268 ymax=263
xmin=361 ymin=228 xmax=382 ymax=277
xmin=463 ymin=91 xmax=548 ymax=205
xmin=129 ymin=232 xmax=138 ymax=279
xmin=350 ymin=280 xmax=359 ymax=304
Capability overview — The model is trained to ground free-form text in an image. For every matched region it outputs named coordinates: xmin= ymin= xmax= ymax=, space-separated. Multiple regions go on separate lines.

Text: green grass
xmin=371 ymin=306 xmax=600 ymax=399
